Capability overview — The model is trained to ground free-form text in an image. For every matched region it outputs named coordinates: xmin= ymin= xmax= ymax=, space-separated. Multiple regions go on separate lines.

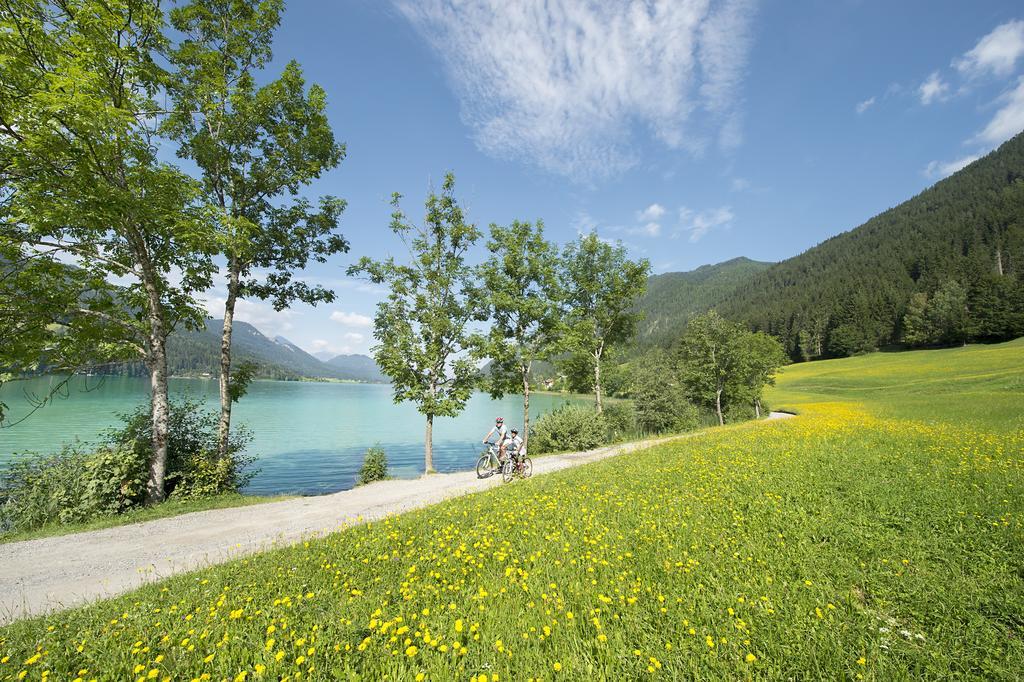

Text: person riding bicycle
xmin=507 ymin=428 xmax=526 ymax=465
xmin=482 ymin=416 xmax=509 ymax=462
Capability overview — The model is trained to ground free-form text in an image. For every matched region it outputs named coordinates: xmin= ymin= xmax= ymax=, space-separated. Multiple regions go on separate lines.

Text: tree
xmin=627 ymin=349 xmax=699 ymax=433
xmin=479 ymin=220 xmax=561 ymax=448
xmin=166 ymin=0 xmax=347 ymax=458
xmin=559 ymin=233 xmax=650 ymax=413
xmin=677 ymin=311 xmax=745 ymax=426
xmin=730 ymin=331 xmax=787 ymax=418
xmin=348 ymin=173 xmax=483 ymax=472
xmin=927 ymin=279 xmax=969 ymax=346
xmin=902 ymin=292 xmax=932 ymax=346
xmin=0 ymin=0 xmax=216 ymax=503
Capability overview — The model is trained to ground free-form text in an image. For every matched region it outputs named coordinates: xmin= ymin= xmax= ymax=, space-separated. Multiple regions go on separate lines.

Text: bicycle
xmin=501 ymin=453 xmax=533 ymax=483
xmin=476 ymin=441 xmax=502 ymax=478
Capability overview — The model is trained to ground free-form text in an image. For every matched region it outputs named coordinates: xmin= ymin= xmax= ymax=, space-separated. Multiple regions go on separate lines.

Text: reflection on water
xmin=0 ymin=376 xmax=581 ymax=495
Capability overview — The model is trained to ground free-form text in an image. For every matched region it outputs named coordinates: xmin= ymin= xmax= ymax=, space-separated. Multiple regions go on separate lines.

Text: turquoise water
xmin=0 ymin=376 xmax=580 ymax=495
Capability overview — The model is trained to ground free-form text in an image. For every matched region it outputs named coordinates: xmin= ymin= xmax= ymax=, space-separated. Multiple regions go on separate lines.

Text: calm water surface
xmin=0 ymin=376 xmax=581 ymax=495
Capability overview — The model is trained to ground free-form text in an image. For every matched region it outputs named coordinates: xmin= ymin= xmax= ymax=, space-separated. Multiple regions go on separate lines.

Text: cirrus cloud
xmin=955 ymin=19 xmax=1024 ymax=79
xmin=394 ymin=0 xmax=758 ymax=181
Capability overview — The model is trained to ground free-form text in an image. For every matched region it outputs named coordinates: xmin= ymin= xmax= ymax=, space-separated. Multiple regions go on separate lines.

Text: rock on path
xmin=0 ymin=413 xmax=795 ymax=624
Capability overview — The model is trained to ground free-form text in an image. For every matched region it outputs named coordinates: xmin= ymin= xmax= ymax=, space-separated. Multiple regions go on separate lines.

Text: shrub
xmin=631 ymin=366 xmax=702 ymax=435
xmin=359 ymin=446 xmax=389 ymax=484
xmin=602 ymin=401 xmax=637 ymax=441
xmin=529 ymin=405 xmax=608 ymax=454
xmin=0 ymin=398 xmax=255 ymax=532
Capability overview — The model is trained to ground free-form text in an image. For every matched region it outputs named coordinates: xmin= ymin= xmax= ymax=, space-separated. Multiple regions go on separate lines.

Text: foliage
xmin=348 ymin=173 xmax=483 ymax=472
xmin=0 ymin=445 xmax=146 ymax=532
xmin=529 ymin=404 xmax=608 ymax=454
xmin=600 ymin=401 xmax=637 ymax=441
xmin=358 ymin=446 xmax=389 ymax=485
xmin=0 ymin=0 xmax=219 ymax=503
xmin=628 ymin=351 xmax=702 ymax=433
xmin=901 ymin=279 xmax=970 ymax=347
xmin=559 ymin=233 xmax=650 ymax=412
xmin=676 ymin=311 xmax=746 ymax=425
xmin=479 ymin=220 xmax=562 ymax=448
xmin=110 ymin=399 xmax=256 ymax=498
xmin=2 ymin=345 xmax=1022 ymax=679
xmin=728 ymin=331 xmax=788 ymax=417
xmin=0 ymin=398 xmax=255 ymax=531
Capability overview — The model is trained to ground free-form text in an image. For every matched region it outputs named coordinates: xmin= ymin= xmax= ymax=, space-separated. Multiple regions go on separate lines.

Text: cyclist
xmin=482 ymin=416 xmax=508 ymax=462
xmin=507 ymin=428 xmax=526 ymax=466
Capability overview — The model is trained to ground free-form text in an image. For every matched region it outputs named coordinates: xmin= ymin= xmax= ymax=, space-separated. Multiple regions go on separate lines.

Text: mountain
xmin=103 ymin=319 xmax=386 ymax=382
xmin=312 ymin=351 xmax=335 ymax=362
xmin=326 ymin=354 xmax=387 ymax=383
xmin=637 ymin=131 xmax=1024 ymax=359
xmin=635 ymin=257 xmax=773 ymax=348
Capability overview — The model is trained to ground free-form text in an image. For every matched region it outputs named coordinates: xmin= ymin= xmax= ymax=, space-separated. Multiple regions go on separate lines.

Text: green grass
xmin=1 ymin=341 xmax=1021 ymax=680
xmin=0 ymin=493 xmax=294 ymax=546
xmin=768 ymin=337 xmax=1024 ymax=432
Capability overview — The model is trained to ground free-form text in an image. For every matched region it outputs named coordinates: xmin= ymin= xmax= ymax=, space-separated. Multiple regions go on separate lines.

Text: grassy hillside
xmin=1 ymin=345 xmax=1021 ymax=679
xmin=769 ymin=337 xmax=1024 ymax=431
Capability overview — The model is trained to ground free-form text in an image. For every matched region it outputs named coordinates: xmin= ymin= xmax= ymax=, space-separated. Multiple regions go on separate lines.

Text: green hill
xmin=635 ymin=132 xmax=1024 ymax=359
xmin=635 ymin=257 xmax=773 ymax=347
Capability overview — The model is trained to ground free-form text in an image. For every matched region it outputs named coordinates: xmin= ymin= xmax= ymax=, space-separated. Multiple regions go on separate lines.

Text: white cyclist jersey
xmin=507 ymin=434 xmax=525 ymax=456
xmin=490 ymin=423 xmax=508 ymax=443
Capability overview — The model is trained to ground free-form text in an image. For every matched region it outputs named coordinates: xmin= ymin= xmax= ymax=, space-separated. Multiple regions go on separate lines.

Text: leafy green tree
xmin=730 ymin=331 xmax=787 ymax=418
xmin=166 ymin=0 xmax=347 ymax=458
xmin=677 ymin=311 xmax=745 ymax=426
xmin=0 ymin=0 xmax=216 ymax=503
xmin=559 ymin=233 xmax=650 ymax=413
xmin=902 ymin=292 xmax=932 ymax=346
xmin=348 ymin=173 xmax=483 ymax=472
xmin=627 ymin=349 xmax=699 ymax=433
xmin=479 ymin=220 xmax=561 ymax=448
xmin=928 ymin=279 xmax=969 ymax=346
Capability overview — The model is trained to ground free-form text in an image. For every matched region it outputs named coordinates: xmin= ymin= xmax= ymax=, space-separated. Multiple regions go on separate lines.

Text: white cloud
xmin=310 ymin=336 xmax=368 ymax=357
xmin=918 ymin=71 xmax=950 ymax=105
xmin=855 ymin=96 xmax=876 ymax=114
xmin=395 ymin=0 xmax=758 ymax=180
xmin=923 ymin=154 xmax=981 ymax=179
xmin=201 ymin=295 xmax=297 ymax=338
xmin=730 ymin=177 xmax=750 ymax=191
xmin=676 ymin=206 xmax=734 ymax=242
xmin=342 ymin=332 xmax=365 ymax=344
xmin=628 ymin=221 xmax=662 ymax=238
xmin=636 ymin=203 xmax=666 ymax=222
xmin=973 ymin=76 xmax=1024 ymax=145
xmin=955 ymin=19 xmax=1024 ymax=78
xmin=329 ymin=310 xmax=373 ymax=328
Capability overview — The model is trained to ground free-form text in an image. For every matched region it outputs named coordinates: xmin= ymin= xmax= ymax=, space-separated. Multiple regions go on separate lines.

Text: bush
xmin=359 ymin=446 xmax=389 ymax=484
xmin=602 ymin=401 xmax=637 ymax=441
xmin=0 ymin=398 xmax=255 ymax=532
xmin=530 ymin=405 xmax=608 ymax=454
xmin=631 ymin=366 xmax=702 ymax=435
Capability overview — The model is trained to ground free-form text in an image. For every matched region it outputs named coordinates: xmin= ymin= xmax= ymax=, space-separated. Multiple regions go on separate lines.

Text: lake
xmin=0 ymin=376 xmax=582 ymax=495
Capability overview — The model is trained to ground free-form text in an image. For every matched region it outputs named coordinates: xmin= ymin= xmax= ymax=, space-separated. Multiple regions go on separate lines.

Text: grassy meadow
xmin=1 ymin=341 xmax=1022 ymax=680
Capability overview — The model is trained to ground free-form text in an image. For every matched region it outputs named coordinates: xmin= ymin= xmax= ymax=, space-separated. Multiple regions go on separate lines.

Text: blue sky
xmin=212 ymin=1 xmax=1024 ymax=358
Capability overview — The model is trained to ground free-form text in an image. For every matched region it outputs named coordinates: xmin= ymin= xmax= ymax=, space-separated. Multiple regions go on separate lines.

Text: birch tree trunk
xmin=424 ymin=413 xmax=434 ymax=473
xmin=715 ymin=387 xmax=724 ymax=426
xmin=594 ymin=347 xmax=603 ymax=414
xmin=522 ymin=363 xmax=531 ymax=450
xmin=138 ymin=248 xmax=171 ymax=504
xmin=218 ymin=263 xmax=239 ymax=457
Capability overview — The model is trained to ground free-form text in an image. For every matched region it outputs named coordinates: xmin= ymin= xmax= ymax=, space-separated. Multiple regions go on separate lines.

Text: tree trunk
xmin=218 ymin=263 xmax=239 ymax=457
xmin=715 ymin=388 xmax=724 ymax=426
xmin=754 ymin=398 xmax=761 ymax=419
xmin=593 ymin=349 xmax=603 ymax=414
xmin=424 ymin=413 xmax=434 ymax=474
xmin=522 ymin=364 xmax=531 ymax=451
xmin=134 ymin=237 xmax=171 ymax=505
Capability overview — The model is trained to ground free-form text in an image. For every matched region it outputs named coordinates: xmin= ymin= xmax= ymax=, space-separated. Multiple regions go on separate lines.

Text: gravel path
xmin=0 ymin=413 xmax=794 ymax=625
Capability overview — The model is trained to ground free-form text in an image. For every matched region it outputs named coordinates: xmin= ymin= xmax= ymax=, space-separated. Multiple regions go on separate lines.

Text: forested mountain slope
xmin=639 ymin=132 xmax=1024 ymax=359
xmin=635 ymin=257 xmax=773 ymax=347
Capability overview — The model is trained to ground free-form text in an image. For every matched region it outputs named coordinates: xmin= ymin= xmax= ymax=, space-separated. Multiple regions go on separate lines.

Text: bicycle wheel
xmin=475 ymin=454 xmax=493 ymax=478
xmin=501 ymin=459 xmax=515 ymax=483
xmin=520 ymin=457 xmax=533 ymax=478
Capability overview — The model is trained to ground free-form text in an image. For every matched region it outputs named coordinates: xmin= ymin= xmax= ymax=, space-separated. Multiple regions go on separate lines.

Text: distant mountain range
xmin=159 ymin=319 xmax=386 ymax=382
